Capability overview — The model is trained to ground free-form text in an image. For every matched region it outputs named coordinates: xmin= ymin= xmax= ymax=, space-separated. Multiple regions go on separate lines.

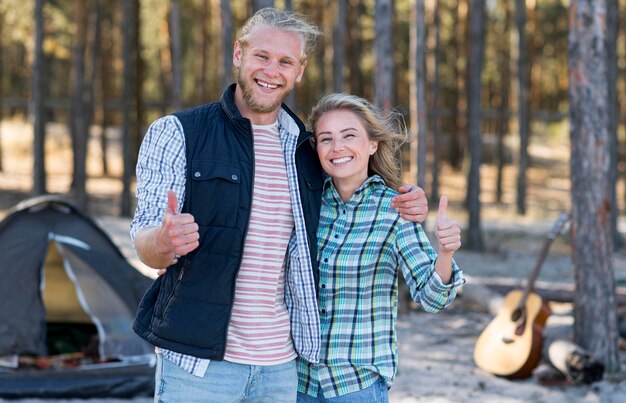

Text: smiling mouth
xmin=256 ymin=80 xmax=280 ymax=89
xmin=331 ymin=157 xmax=353 ymax=165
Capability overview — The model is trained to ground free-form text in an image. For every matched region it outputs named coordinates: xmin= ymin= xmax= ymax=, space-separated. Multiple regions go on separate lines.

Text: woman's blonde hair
xmin=308 ymin=93 xmax=409 ymax=191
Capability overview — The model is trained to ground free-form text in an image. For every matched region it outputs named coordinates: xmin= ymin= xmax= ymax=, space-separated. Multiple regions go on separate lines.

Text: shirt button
xmin=194 ymin=171 xmax=201 ymax=178
xmin=323 ymin=258 xmax=328 ymax=263
xmin=343 ymin=209 xmax=346 ymax=214
xmin=321 ymin=309 xmax=326 ymax=314
xmin=231 ymin=174 xmax=238 ymax=181
xmin=334 ymin=234 xmax=338 ymax=239
xmin=321 ymin=284 xmax=326 ymax=288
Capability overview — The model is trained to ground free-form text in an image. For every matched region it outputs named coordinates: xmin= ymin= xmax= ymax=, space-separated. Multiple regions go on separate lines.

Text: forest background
xmin=0 ymin=0 xmax=625 ymax=380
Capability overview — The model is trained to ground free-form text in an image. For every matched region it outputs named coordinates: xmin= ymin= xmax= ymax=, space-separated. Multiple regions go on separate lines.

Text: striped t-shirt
xmin=223 ymin=122 xmax=297 ymax=365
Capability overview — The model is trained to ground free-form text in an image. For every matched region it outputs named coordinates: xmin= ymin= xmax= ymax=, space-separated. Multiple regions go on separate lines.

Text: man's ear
xmin=295 ymin=60 xmax=307 ymax=84
xmin=233 ymin=41 xmax=243 ymax=68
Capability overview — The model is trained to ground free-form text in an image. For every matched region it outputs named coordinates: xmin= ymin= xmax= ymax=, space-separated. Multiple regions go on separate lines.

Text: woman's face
xmin=315 ymin=109 xmax=378 ymax=189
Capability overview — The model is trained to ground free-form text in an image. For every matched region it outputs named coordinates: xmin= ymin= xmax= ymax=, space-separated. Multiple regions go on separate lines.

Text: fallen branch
xmin=469 ymin=277 xmax=626 ymax=305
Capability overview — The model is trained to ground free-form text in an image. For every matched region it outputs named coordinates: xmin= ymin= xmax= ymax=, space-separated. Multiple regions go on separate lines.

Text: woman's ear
xmin=369 ymin=141 xmax=378 ymax=155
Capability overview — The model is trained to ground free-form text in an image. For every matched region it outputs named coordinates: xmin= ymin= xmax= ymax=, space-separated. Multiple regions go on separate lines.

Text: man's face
xmin=233 ymin=25 xmax=307 ymax=123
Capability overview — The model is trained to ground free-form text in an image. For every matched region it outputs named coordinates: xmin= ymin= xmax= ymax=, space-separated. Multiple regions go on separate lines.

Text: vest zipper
xmin=162 ymin=258 xmax=190 ymax=317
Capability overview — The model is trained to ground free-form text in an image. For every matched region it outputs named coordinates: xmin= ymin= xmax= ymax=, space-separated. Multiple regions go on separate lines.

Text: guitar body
xmin=473 ymin=290 xmax=551 ymax=379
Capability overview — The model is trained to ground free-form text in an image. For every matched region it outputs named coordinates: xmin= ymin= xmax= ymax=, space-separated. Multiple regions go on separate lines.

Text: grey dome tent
xmin=0 ymin=195 xmax=155 ymax=398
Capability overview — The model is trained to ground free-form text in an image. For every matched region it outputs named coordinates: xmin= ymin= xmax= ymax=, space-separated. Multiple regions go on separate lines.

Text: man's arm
xmin=391 ymin=184 xmax=429 ymax=223
xmin=131 ymin=116 xmax=190 ymax=269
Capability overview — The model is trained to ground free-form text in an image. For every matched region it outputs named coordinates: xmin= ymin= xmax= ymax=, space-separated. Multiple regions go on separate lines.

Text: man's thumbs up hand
xmin=435 ymin=196 xmax=461 ymax=254
xmin=156 ymin=190 xmax=199 ymax=263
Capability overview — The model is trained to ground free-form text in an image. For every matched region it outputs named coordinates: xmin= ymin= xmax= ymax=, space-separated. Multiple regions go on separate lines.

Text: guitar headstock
xmin=547 ymin=212 xmax=571 ymax=240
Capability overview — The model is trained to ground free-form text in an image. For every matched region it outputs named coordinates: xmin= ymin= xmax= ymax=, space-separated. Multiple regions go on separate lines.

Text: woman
xmin=296 ymin=93 xmax=465 ymax=402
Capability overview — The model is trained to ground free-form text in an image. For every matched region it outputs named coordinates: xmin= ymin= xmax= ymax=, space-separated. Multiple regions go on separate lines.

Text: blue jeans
xmin=296 ymin=379 xmax=389 ymax=402
xmin=154 ymin=355 xmax=297 ymax=403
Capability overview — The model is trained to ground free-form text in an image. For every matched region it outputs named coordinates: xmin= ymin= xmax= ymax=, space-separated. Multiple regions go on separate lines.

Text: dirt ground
xmin=2 ymin=118 xmax=626 ymax=402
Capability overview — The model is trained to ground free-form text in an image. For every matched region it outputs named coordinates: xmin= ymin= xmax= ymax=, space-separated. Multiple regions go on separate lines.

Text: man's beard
xmin=238 ymin=70 xmax=290 ymax=114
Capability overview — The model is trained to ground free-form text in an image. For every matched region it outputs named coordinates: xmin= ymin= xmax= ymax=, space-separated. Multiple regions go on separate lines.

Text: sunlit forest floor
xmin=2 ymin=118 xmax=626 ymax=402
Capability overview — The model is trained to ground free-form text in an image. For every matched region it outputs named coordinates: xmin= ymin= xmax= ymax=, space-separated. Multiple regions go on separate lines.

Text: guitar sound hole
xmin=511 ymin=308 xmax=522 ymax=322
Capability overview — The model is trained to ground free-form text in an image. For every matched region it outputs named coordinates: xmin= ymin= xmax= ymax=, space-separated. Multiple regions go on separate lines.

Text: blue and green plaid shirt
xmin=297 ymin=175 xmax=465 ymax=398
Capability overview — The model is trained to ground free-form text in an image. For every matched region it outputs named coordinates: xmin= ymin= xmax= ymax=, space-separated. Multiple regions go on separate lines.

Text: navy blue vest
xmin=133 ymin=85 xmax=322 ymax=359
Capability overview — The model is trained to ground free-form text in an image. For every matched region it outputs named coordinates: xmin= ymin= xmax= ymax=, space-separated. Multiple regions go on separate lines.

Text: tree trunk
xmin=606 ymin=0 xmax=620 ymax=249
xmin=374 ymin=0 xmax=394 ymax=113
xmin=515 ymin=0 xmax=529 ymax=215
xmin=347 ymin=0 xmax=364 ymax=95
xmin=0 ymin=8 xmax=4 ymax=172
xmin=120 ymin=0 xmax=138 ymax=217
xmin=495 ymin=0 xmax=511 ymax=204
xmin=332 ymin=0 xmax=347 ymax=93
xmin=195 ymin=0 xmax=210 ymax=103
xmin=252 ymin=0 xmax=274 ymax=12
xmin=430 ymin=0 xmax=441 ymax=203
xmin=69 ymin=0 xmax=89 ymax=210
xmin=99 ymin=2 xmax=114 ymax=177
xmin=133 ymin=0 xmax=144 ymax=199
xmin=220 ymin=0 xmax=233 ymax=92
xmin=169 ymin=0 xmax=182 ymax=111
xmin=465 ymin=0 xmax=485 ymax=251
xmin=159 ymin=7 xmax=173 ymax=114
xmin=448 ymin=0 xmax=464 ymax=170
xmin=32 ymin=0 xmax=46 ymax=195
xmin=568 ymin=0 xmax=620 ymax=373
xmin=85 ymin=0 xmax=101 ymax=177
xmin=409 ymin=0 xmax=427 ymax=191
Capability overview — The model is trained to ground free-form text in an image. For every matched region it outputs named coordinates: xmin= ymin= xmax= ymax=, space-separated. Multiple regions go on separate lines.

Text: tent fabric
xmin=0 ymin=195 xmax=153 ymax=359
xmin=0 ymin=361 xmax=154 ymax=398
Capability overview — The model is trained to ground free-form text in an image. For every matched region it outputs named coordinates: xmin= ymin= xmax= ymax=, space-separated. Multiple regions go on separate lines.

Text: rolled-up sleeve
xmin=396 ymin=221 xmax=465 ymax=313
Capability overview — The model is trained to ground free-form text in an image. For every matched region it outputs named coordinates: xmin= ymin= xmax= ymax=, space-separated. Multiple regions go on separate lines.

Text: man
xmin=131 ymin=7 xmax=428 ymax=402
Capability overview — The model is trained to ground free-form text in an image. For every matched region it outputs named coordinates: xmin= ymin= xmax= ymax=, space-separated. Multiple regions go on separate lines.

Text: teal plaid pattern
xmin=297 ymin=175 xmax=464 ymax=398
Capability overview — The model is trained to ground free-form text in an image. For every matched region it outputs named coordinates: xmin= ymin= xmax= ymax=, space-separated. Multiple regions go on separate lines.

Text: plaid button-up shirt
xmin=297 ymin=175 xmax=465 ymax=398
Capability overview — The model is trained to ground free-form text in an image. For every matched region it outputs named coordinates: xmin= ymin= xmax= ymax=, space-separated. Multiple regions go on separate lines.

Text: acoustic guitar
xmin=473 ymin=212 xmax=571 ymax=379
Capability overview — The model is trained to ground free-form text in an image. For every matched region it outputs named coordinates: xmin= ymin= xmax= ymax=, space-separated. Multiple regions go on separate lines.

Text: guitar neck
xmin=519 ymin=239 xmax=555 ymax=305
xmin=518 ymin=213 xmax=570 ymax=309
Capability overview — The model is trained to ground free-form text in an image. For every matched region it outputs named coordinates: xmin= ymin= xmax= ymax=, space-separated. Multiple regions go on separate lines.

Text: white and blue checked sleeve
xmin=130 ymin=115 xmax=187 ymax=242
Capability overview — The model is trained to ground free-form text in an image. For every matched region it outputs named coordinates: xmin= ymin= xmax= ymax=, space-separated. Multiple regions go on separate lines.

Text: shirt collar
xmin=323 ymin=174 xmax=387 ymax=206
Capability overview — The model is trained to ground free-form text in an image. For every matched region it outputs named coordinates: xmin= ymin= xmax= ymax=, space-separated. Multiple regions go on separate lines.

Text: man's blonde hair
xmin=237 ymin=7 xmax=322 ymax=62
